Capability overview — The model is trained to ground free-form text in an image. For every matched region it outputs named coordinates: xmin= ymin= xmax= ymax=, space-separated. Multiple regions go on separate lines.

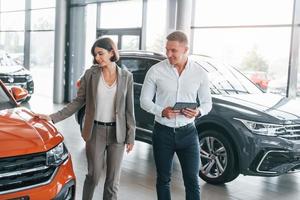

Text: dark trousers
xmin=152 ymin=122 xmax=200 ymax=200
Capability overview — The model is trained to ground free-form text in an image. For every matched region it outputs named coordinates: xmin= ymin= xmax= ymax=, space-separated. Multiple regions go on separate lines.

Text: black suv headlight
xmin=46 ymin=142 xmax=68 ymax=166
xmin=234 ymin=118 xmax=285 ymax=136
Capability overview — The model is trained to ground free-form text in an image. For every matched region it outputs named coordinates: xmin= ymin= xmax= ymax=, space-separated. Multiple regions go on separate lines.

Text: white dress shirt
xmin=140 ymin=58 xmax=212 ymax=128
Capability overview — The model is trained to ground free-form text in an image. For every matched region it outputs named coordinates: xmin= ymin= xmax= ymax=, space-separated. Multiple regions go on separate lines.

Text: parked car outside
xmin=267 ymin=75 xmax=300 ymax=96
xmin=76 ymin=51 xmax=300 ymax=185
xmin=0 ymin=50 xmax=34 ymax=102
xmin=244 ymin=71 xmax=269 ymax=91
xmin=0 ymin=80 xmax=76 ymax=199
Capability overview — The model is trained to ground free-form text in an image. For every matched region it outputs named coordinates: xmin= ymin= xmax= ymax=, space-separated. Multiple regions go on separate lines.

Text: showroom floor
xmin=26 ymin=95 xmax=300 ymax=200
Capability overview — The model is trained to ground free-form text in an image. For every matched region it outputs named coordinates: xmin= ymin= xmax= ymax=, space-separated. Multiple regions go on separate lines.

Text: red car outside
xmin=244 ymin=71 xmax=269 ymax=91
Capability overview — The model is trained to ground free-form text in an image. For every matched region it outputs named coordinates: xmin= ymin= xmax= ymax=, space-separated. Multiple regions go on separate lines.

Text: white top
xmin=95 ymin=73 xmax=117 ymax=122
xmin=140 ymin=58 xmax=212 ymax=128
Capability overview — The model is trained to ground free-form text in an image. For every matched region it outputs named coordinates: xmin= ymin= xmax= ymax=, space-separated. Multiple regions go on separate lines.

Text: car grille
xmin=277 ymin=124 xmax=300 ymax=140
xmin=0 ymin=152 xmax=56 ymax=194
xmin=0 ymin=75 xmax=34 ymax=94
xmin=0 ymin=75 xmax=28 ymax=83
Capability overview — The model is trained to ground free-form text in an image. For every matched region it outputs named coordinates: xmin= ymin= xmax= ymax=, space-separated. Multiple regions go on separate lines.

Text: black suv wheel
xmin=199 ymin=130 xmax=239 ymax=184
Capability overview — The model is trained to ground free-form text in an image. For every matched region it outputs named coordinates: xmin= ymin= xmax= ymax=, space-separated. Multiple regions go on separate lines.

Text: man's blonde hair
xmin=166 ymin=30 xmax=188 ymax=45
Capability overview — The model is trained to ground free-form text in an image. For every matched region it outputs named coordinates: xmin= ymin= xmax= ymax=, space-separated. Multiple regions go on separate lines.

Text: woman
xmin=35 ymin=37 xmax=136 ymax=200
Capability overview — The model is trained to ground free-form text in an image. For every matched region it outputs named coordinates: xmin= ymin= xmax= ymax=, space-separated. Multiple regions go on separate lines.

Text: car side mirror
xmin=10 ymin=86 xmax=28 ymax=102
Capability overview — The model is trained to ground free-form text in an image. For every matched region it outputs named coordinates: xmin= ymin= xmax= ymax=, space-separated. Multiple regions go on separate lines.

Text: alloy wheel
xmin=200 ymin=136 xmax=228 ymax=178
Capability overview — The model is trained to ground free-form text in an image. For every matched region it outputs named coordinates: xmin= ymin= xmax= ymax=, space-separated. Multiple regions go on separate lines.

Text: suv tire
xmin=198 ymin=130 xmax=239 ymax=184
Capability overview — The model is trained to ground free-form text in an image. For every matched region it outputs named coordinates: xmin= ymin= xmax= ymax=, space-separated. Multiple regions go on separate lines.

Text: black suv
xmin=76 ymin=50 xmax=300 ymax=184
xmin=0 ymin=50 xmax=34 ymax=101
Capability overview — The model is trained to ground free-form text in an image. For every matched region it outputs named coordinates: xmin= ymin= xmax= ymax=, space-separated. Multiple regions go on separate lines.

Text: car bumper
xmin=241 ymin=133 xmax=300 ymax=176
xmin=250 ymin=145 xmax=300 ymax=176
xmin=1 ymin=155 xmax=76 ymax=200
xmin=230 ymin=120 xmax=300 ymax=176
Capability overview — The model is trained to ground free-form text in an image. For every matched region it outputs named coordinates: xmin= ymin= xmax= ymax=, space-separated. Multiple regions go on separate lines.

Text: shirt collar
xmin=166 ymin=57 xmax=191 ymax=70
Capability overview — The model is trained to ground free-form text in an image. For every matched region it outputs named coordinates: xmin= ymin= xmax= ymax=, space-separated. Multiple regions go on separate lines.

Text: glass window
xmin=31 ymin=0 xmax=55 ymax=9
xmin=192 ymin=56 xmax=262 ymax=95
xmin=121 ymin=35 xmax=139 ymax=50
xmin=146 ymin=0 xmax=167 ymax=53
xmin=30 ymin=31 xmax=54 ymax=67
xmin=0 ymin=12 xmax=25 ymax=31
xmin=0 ymin=49 xmax=19 ymax=66
xmin=296 ymin=73 xmax=300 ymax=97
xmin=30 ymin=31 xmax=54 ymax=98
xmin=297 ymin=25 xmax=300 ymax=97
xmin=194 ymin=0 xmax=293 ymax=26
xmin=119 ymin=58 xmax=159 ymax=84
xmin=99 ymin=1 xmax=142 ymax=28
xmin=0 ymin=0 xmax=25 ymax=11
xmin=31 ymin=8 xmax=55 ymax=30
xmin=192 ymin=27 xmax=291 ymax=95
xmin=0 ymin=32 xmax=24 ymax=57
xmin=85 ymin=3 xmax=97 ymax=68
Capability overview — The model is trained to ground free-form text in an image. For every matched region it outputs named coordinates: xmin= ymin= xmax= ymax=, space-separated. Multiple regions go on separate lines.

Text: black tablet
xmin=172 ymin=102 xmax=198 ymax=110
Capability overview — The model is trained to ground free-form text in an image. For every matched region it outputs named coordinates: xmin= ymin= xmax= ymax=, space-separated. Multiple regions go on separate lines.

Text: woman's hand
xmin=34 ymin=113 xmax=52 ymax=121
xmin=126 ymin=144 xmax=134 ymax=153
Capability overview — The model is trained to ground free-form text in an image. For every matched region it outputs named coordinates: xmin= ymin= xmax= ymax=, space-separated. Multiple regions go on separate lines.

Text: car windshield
xmin=0 ymin=84 xmax=15 ymax=110
xmin=191 ymin=55 xmax=263 ymax=95
xmin=0 ymin=50 xmax=19 ymax=66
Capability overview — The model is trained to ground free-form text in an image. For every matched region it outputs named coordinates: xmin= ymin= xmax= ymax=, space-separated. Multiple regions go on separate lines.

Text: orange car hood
xmin=0 ymin=107 xmax=63 ymax=158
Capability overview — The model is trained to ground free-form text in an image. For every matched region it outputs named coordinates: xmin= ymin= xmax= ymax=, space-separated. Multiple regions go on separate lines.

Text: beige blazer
xmin=50 ymin=65 xmax=136 ymax=144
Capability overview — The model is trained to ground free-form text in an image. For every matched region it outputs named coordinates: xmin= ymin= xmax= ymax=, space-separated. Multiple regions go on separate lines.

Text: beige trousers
xmin=82 ymin=124 xmax=125 ymax=200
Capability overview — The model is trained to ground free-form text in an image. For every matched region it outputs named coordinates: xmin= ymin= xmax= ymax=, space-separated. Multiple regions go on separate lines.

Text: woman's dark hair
xmin=91 ymin=37 xmax=120 ymax=64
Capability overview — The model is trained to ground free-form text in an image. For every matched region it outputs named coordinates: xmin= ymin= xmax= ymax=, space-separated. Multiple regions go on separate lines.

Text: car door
xmin=118 ymin=56 xmax=160 ymax=141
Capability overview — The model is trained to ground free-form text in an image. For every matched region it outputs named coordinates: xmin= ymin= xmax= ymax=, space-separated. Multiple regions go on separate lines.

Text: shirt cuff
xmin=197 ymin=107 xmax=203 ymax=117
xmin=154 ymin=106 xmax=164 ymax=117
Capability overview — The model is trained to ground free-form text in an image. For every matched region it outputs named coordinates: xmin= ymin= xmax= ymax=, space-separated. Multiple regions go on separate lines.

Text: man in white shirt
xmin=140 ymin=30 xmax=212 ymax=200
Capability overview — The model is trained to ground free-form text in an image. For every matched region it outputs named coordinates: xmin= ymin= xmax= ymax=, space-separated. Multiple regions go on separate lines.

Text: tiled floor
xmin=27 ymin=95 xmax=300 ymax=200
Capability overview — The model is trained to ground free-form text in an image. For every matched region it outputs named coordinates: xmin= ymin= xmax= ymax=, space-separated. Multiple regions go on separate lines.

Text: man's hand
xmin=162 ymin=107 xmax=180 ymax=119
xmin=181 ymin=108 xmax=200 ymax=118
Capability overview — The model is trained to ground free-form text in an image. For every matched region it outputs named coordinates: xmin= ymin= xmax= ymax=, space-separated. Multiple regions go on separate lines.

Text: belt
xmin=94 ymin=120 xmax=116 ymax=126
xmin=155 ymin=121 xmax=194 ymax=132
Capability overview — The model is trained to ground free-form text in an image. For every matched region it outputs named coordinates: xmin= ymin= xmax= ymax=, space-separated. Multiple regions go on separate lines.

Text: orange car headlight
xmin=46 ymin=142 xmax=68 ymax=166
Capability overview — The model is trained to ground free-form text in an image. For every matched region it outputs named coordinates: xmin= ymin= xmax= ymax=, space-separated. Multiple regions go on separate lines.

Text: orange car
xmin=0 ymin=80 xmax=76 ymax=200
